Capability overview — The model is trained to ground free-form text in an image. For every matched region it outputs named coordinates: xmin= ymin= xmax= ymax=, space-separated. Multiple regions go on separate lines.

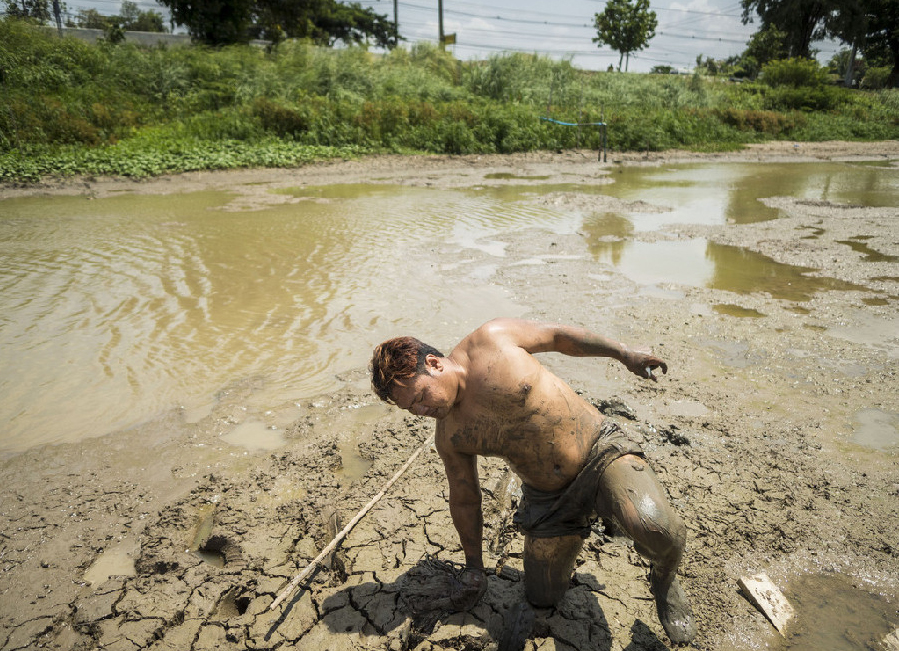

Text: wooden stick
xmin=269 ymin=434 xmax=435 ymax=610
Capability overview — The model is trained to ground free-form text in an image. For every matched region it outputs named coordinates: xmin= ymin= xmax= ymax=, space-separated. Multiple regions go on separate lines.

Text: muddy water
xmin=0 ymin=187 xmax=540 ymax=453
xmin=760 ymin=573 xmax=897 ymax=651
xmin=1 ymin=161 xmax=895 ymax=455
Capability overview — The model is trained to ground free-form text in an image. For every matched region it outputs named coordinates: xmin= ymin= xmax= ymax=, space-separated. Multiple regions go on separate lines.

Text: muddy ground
xmin=1 ymin=141 xmax=898 ymax=651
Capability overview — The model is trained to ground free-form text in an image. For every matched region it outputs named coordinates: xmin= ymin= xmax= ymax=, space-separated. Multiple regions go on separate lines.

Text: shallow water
xmin=1 ymin=161 xmax=895 ymax=454
xmin=767 ymin=572 xmax=897 ymax=651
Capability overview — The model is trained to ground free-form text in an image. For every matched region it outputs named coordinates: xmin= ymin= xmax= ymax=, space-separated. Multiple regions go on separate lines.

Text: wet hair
xmin=370 ymin=336 xmax=444 ymax=404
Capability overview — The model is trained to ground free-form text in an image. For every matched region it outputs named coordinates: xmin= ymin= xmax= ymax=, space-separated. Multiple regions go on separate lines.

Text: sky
xmin=58 ymin=0 xmax=844 ymax=73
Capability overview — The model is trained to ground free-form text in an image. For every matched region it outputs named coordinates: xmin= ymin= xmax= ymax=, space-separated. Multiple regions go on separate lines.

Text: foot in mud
xmin=650 ymin=569 xmax=697 ymax=645
xmin=498 ymin=602 xmax=536 ymax=651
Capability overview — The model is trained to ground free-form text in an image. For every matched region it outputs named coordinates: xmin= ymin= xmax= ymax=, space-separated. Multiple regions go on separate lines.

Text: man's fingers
xmin=643 ymin=362 xmax=667 ymax=381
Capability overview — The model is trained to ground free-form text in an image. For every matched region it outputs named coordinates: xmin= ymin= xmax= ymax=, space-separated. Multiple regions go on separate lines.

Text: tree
xmin=252 ymin=0 xmax=397 ymax=46
xmin=824 ymin=0 xmax=869 ymax=85
xmin=73 ymin=2 xmax=166 ymax=33
xmin=592 ymin=0 xmax=657 ymax=72
xmin=120 ymin=1 xmax=165 ymax=32
xmin=158 ymin=0 xmax=255 ymax=44
xmin=741 ymin=0 xmax=829 ymax=59
xmin=863 ymin=0 xmax=898 ymax=86
xmin=3 ymin=0 xmax=52 ymax=22
xmin=157 ymin=0 xmax=397 ymax=47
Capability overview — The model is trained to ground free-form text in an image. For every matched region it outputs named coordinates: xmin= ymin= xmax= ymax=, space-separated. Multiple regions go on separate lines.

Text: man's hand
xmin=449 ymin=567 xmax=488 ymax=611
xmin=622 ymin=348 xmax=668 ymax=382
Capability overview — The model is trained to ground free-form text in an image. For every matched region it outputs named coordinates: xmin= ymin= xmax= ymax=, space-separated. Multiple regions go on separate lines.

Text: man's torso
xmin=436 ymin=328 xmax=604 ymax=492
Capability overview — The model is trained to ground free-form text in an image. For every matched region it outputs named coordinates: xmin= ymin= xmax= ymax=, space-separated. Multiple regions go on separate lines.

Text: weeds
xmin=1 ymin=17 xmax=897 ymax=181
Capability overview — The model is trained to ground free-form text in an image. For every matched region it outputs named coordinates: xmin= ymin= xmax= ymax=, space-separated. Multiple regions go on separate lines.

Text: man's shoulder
xmin=456 ymin=318 xmax=520 ymax=353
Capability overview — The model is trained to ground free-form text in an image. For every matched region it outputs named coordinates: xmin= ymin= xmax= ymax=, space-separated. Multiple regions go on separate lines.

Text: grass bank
xmin=1 ymin=17 xmax=898 ymax=182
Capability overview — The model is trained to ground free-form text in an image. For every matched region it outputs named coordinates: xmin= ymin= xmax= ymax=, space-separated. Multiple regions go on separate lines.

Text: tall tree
xmin=592 ymin=0 xmax=658 ymax=71
xmin=824 ymin=0 xmax=868 ymax=85
xmin=863 ymin=0 xmax=898 ymax=85
xmin=120 ymin=1 xmax=166 ymax=32
xmin=158 ymin=0 xmax=396 ymax=46
xmin=741 ymin=0 xmax=829 ymax=59
xmin=3 ymin=0 xmax=52 ymax=22
xmin=159 ymin=0 xmax=255 ymax=44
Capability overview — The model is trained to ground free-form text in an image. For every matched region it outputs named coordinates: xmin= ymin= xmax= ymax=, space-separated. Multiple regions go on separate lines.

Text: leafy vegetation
xmin=1 ymin=17 xmax=897 ymax=182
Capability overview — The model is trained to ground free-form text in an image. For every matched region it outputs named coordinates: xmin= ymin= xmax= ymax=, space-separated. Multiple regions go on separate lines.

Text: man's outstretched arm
xmin=484 ymin=317 xmax=668 ymax=381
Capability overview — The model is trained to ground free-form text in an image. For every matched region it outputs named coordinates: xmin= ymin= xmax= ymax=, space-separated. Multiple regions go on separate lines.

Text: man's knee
xmin=601 ymin=455 xmax=685 ymax=562
xmin=523 ymin=534 xmax=583 ymax=608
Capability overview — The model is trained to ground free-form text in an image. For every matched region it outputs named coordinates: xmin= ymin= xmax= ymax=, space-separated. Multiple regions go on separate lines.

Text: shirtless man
xmin=370 ymin=318 xmax=696 ymax=644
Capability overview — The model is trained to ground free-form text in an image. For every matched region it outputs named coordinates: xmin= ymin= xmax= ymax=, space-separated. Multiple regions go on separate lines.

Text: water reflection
xmin=586 ymin=237 xmax=866 ymax=301
xmin=599 ymin=162 xmax=899 ymax=228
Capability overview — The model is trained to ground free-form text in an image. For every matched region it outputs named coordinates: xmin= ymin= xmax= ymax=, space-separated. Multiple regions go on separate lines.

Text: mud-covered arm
xmin=485 ymin=317 xmax=668 ymax=381
xmin=436 ymin=428 xmax=484 ymax=570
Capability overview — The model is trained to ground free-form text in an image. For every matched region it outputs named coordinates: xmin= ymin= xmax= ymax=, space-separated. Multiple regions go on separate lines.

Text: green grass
xmin=1 ymin=17 xmax=897 ymax=182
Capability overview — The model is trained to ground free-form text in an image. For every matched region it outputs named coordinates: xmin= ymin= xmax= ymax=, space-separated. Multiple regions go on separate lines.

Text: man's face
xmin=390 ymin=358 xmax=454 ymax=419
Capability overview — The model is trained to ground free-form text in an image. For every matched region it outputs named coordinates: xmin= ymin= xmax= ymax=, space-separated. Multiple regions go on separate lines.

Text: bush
xmin=2 ymin=16 xmax=898 ymax=181
xmin=762 ymin=85 xmax=844 ymax=111
xmin=760 ymin=58 xmax=830 ymax=88
xmin=714 ymin=108 xmax=805 ymax=135
xmin=861 ymin=67 xmax=891 ymax=90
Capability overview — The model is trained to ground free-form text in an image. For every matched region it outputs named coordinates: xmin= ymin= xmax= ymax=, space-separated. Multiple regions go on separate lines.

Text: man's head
xmin=370 ymin=336 xmax=444 ymax=404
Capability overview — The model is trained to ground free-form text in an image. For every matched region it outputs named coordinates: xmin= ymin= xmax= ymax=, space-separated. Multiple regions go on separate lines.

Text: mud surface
xmin=2 ymin=142 xmax=898 ymax=651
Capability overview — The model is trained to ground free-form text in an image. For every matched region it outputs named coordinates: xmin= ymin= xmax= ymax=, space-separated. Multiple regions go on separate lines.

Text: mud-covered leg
xmin=597 ymin=454 xmax=696 ymax=644
xmin=523 ymin=534 xmax=584 ymax=607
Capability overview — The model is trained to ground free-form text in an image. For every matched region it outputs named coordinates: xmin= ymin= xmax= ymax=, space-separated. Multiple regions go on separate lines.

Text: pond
xmin=1 ymin=160 xmax=896 ymax=454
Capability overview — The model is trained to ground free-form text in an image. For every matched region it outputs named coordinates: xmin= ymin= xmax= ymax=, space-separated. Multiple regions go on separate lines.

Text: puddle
xmin=188 ymin=504 xmax=228 ymax=566
xmin=484 ymin=173 xmax=551 ymax=180
xmin=850 ymin=408 xmax=899 ymax=451
xmin=797 ymin=225 xmax=825 ymax=240
xmin=836 ymin=239 xmax=899 ymax=262
xmin=189 ymin=505 xmax=215 ymax=551
xmin=587 ymin=238 xmax=867 ymax=301
xmin=333 ymin=403 xmax=388 ymax=481
xmin=337 ymin=442 xmax=372 ymax=481
xmin=762 ymin=572 xmax=897 ymax=650
xmin=195 ymin=544 xmax=226 ymax=567
xmin=713 ymin=304 xmax=766 ymax=318
xmin=826 ymin=311 xmax=899 ymax=358
xmin=221 ymin=420 xmax=286 ymax=452
xmin=83 ymin=539 xmax=137 ymax=584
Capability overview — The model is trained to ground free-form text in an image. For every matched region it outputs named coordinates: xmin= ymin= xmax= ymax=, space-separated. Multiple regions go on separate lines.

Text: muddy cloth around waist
xmin=512 ymin=419 xmax=643 ymax=539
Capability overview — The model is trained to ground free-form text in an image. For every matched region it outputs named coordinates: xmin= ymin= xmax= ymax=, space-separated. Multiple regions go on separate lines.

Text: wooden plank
xmin=738 ymin=573 xmax=794 ymax=635
xmin=883 ymin=628 xmax=899 ymax=651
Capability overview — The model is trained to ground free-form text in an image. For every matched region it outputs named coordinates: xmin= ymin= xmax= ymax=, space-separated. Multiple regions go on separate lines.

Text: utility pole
xmin=52 ymin=0 xmax=62 ymax=36
xmin=393 ymin=0 xmax=398 ymax=47
xmin=438 ymin=0 xmax=444 ymax=49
